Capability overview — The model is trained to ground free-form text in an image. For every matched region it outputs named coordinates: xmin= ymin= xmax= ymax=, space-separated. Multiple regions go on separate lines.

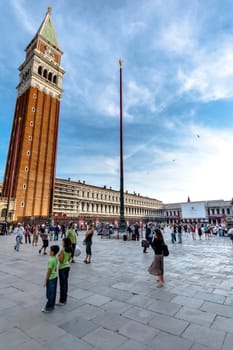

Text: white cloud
xmin=57 ymin=154 xmax=119 ymax=177
xmin=177 ymin=42 xmax=233 ymax=101
xmin=125 ymin=80 xmax=156 ymax=117
xmin=156 ymin=19 xmax=196 ymax=55
xmin=124 ymin=123 xmax=233 ymax=203
xmin=96 ymin=84 xmax=119 ymax=117
xmin=10 ymin=0 xmax=35 ymax=34
xmin=123 ymin=21 xmax=147 ymax=36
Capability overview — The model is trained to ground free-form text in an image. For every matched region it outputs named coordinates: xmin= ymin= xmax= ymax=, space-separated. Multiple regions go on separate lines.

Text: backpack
xmin=162 ymin=243 xmax=169 ymax=257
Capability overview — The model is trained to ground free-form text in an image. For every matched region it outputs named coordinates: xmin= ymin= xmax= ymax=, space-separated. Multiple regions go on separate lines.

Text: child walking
xmin=14 ymin=223 xmax=24 ymax=251
xmin=56 ymin=238 xmax=72 ymax=305
xmin=41 ymin=245 xmax=59 ymax=313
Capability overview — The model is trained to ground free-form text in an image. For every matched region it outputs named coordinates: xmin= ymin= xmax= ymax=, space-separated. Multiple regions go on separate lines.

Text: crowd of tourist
xmin=8 ymin=219 xmax=233 ymax=312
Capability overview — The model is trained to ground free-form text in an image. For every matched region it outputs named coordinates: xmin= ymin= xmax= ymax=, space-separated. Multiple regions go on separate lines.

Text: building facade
xmin=53 ymin=178 xmax=162 ymax=227
xmin=1 ymin=179 xmax=233 ymax=226
xmin=161 ymin=199 xmax=233 ymax=225
xmin=2 ymin=8 xmax=64 ymax=223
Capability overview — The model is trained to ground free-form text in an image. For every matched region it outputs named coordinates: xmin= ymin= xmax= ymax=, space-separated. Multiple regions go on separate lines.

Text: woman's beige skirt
xmin=148 ymin=254 xmax=164 ymax=276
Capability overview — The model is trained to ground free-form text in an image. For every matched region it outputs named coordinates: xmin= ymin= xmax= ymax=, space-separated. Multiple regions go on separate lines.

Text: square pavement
xmin=0 ymin=231 xmax=233 ymax=349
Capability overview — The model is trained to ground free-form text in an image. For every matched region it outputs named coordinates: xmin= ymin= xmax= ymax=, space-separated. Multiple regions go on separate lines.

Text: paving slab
xmin=182 ymin=323 xmax=225 ymax=349
xmin=46 ymin=334 xmax=93 ymax=350
xmin=59 ymin=316 xmax=99 ymax=338
xmin=149 ymin=331 xmax=193 ymax=350
xmin=149 ymin=312 xmax=189 ymax=335
xmin=0 ymin=327 xmax=31 ymax=350
xmin=118 ymin=319 xmax=159 ymax=345
xmin=117 ymin=339 xmax=148 ymax=350
xmin=211 ymin=315 xmax=233 ymax=333
xmin=175 ymin=306 xmax=216 ymax=327
xmin=201 ymin=301 xmax=233 ymax=318
xmin=82 ymin=327 xmax=127 ymax=350
xmin=92 ymin=310 xmax=129 ymax=331
xmin=222 ymin=333 xmax=233 ymax=350
xmin=147 ymin=299 xmax=181 ymax=316
xmin=1 ymin=232 xmax=233 ymax=349
xmin=121 ymin=305 xmax=156 ymax=324
xmin=170 ymin=295 xmax=204 ymax=309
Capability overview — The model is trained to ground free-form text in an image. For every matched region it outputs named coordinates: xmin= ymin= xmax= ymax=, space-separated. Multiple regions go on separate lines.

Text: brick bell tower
xmin=2 ymin=7 xmax=64 ymax=222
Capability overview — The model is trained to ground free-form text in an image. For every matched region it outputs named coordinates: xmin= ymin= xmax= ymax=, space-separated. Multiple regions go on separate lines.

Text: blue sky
xmin=1 ymin=0 xmax=233 ymax=203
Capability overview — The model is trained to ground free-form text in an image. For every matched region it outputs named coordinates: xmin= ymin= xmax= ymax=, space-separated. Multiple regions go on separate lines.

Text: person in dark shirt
xmin=84 ymin=223 xmax=94 ymax=264
xmin=143 ymin=223 xmax=153 ymax=253
xmin=148 ymin=228 xmax=165 ymax=288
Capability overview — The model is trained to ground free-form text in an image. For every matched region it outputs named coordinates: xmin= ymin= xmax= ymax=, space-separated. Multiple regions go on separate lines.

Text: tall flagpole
xmin=119 ymin=59 xmax=126 ymax=234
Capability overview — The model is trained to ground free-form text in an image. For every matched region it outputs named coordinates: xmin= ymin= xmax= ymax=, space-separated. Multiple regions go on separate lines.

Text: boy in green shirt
xmin=41 ymin=245 xmax=59 ymax=313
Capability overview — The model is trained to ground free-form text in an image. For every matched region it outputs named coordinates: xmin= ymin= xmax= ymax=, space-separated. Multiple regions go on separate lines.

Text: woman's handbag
xmin=74 ymin=245 xmax=81 ymax=257
xmin=141 ymin=239 xmax=149 ymax=248
xmin=162 ymin=243 xmax=169 ymax=257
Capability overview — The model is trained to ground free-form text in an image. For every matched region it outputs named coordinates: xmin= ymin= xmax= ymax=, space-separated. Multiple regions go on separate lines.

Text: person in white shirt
xmin=14 ymin=223 xmax=24 ymax=251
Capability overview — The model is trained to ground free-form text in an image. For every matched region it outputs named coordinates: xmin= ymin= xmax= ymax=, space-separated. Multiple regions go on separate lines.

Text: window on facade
xmin=30 ymin=121 xmax=33 ymax=127
xmin=28 ymin=136 xmax=32 ymax=141
xmin=21 ymin=201 xmax=24 ymax=207
xmin=216 ymin=208 xmax=220 ymax=214
xmin=211 ymin=209 xmax=215 ymax=215
xmin=25 ymin=166 xmax=29 ymax=172
xmin=53 ymin=75 xmax=57 ymax=84
xmin=227 ymin=208 xmax=230 ymax=215
xmin=32 ymin=107 xmax=36 ymax=112
xmin=43 ymin=69 xmax=48 ymax=78
xmin=38 ymin=66 xmax=42 ymax=75
xmin=87 ymin=192 xmax=89 ymax=198
xmin=33 ymin=93 xmax=37 ymax=99
xmin=23 ymin=184 xmax=26 ymax=189
xmin=26 ymin=150 xmax=30 ymax=156
xmin=222 ymin=208 xmax=225 ymax=214
xmin=48 ymin=72 xmax=52 ymax=81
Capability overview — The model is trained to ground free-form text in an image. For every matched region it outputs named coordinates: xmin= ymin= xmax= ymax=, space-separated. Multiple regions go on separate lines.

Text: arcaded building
xmin=53 ymin=178 xmax=163 ymax=227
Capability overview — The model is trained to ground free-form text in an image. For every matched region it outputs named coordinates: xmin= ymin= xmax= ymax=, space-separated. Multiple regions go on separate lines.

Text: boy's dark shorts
xmin=43 ymin=239 xmax=49 ymax=247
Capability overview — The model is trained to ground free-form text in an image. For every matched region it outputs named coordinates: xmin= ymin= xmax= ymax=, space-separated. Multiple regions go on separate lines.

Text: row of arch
xmin=38 ymin=66 xmax=57 ymax=84
xmin=55 ymin=202 xmax=157 ymax=216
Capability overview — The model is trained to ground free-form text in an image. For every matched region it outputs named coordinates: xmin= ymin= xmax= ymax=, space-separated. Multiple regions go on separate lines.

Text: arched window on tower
xmin=43 ymin=69 xmax=47 ymax=78
xmin=38 ymin=66 xmax=42 ymax=75
xmin=53 ymin=75 xmax=57 ymax=84
xmin=48 ymin=72 xmax=52 ymax=81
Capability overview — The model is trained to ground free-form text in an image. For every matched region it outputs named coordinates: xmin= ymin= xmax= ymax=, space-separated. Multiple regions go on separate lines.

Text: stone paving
xmin=0 ymin=231 xmax=233 ymax=350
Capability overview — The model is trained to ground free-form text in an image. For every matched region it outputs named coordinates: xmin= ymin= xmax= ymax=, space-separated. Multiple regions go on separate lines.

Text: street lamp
xmin=119 ymin=59 xmax=126 ymax=234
